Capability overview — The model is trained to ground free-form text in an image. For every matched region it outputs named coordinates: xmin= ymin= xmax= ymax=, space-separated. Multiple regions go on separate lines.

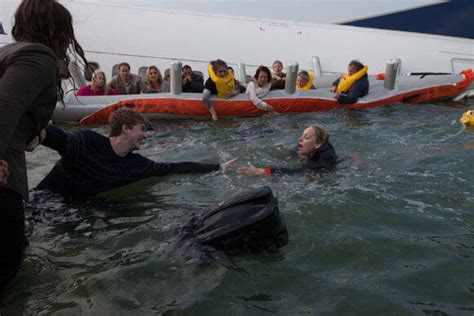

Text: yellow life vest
xmin=208 ymin=64 xmax=236 ymax=98
xmin=336 ymin=65 xmax=368 ymax=93
xmin=296 ymin=71 xmax=314 ymax=90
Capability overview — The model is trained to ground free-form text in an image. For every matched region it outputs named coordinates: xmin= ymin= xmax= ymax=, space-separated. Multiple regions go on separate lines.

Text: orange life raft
xmin=54 ymin=70 xmax=473 ymax=125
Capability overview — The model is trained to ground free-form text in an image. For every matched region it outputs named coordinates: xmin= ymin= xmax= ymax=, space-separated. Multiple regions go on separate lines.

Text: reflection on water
xmin=1 ymin=102 xmax=474 ymax=315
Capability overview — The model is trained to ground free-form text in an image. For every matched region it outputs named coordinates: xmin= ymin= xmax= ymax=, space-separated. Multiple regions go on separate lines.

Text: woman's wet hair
xmin=349 ymin=60 xmax=364 ymax=72
xmin=91 ymin=70 xmax=109 ymax=95
xmin=12 ymin=0 xmax=89 ymax=101
xmin=310 ymin=125 xmax=329 ymax=145
xmin=254 ymin=66 xmax=272 ymax=83
xmin=109 ymin=108 xmax=147 ymax=137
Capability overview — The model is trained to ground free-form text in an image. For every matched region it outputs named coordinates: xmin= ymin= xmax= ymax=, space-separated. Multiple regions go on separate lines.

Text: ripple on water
xmin=1 ymin=102 xmax=474 ymax=315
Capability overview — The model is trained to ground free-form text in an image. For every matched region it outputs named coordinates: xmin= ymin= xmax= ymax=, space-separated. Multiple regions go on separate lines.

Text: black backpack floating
xmin=178 ymin=186 xmax=288 ymax=260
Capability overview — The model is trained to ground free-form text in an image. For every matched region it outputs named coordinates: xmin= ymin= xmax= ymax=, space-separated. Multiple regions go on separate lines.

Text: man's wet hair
xmin=109 ymin=108 xmax=147 ymax=137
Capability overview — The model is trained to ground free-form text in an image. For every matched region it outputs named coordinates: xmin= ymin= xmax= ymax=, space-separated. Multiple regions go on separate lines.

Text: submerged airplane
xmin=0 ymin=0 xmax=473 ymax=84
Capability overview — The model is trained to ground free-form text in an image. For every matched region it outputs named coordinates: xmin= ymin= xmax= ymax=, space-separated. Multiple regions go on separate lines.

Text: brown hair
xmin=146 ymin=66 xmax=163 ymax=91
xmin=12 ymin=0 xmax=89 ymax=101
xmin=349 ymin=60 xmax=364 ymax=72
xmin=211 ymin=59 xmax=228 ymax=72
xmin=310 ymin=125 xmax=329 ymax=145
xmin=119 ymin=62 xmax=131 ymax=71
xmin=298 ymin=70 xmax=310 ymax=81
xmin=254 ymin=66 xmax=272 ymax=84
xmin=272 ymin=60 xmax=283 ymax=67
xmin=109 ymin=108 xmax=147 ymax=137
xmin=91 ymin=70 xmax=109 ymax=95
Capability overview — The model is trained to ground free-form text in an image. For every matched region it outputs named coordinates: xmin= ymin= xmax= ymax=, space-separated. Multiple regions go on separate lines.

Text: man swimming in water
xmin=237 ymin=125 xmax=336 ymax=176
xmin=33 ymin=108 xmax=237 ymax=198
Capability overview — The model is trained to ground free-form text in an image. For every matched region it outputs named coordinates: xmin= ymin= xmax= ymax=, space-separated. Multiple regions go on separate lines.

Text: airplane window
xmin=138 ymin=66 xmax=148 ymax=82
xmin=112 ymin=64 xmax=120 ymax=77
xmin=84 ymin=62 xmax=100 ymax=81
xmin=194 ymin=70 xmax=204 ymax=79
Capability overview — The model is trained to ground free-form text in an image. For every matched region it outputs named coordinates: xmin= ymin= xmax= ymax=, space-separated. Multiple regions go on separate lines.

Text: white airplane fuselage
xmin=1 ymin=0 xmax=473 ymax=81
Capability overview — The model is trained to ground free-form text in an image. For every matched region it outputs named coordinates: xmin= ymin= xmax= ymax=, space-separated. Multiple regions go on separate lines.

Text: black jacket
xmin=333 ymin=74 xmax=369 ymax=104
xmin=183 ymin=73 xmax=204 ymax=93
xmin=0 ymin=42 xmax=58 ymax=199
xmin=268 ymin=142 xmax=337 ymax=175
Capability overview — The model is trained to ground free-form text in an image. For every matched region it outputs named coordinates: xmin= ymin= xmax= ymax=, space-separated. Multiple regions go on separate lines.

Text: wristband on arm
xmin=264 ymin=168 xmax=271 ymax=176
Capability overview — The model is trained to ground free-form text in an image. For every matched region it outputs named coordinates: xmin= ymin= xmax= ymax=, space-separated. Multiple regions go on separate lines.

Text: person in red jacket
xmin=76 ymin=70 xmax=117 ymax=96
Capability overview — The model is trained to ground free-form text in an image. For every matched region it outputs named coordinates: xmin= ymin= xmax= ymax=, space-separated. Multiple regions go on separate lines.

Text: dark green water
xmin=1 ymin=102 xmax=474 ymax=315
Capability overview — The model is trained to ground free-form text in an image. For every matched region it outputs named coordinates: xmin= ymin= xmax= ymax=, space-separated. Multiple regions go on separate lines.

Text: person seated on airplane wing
xmin=271 ymin=60 xmax=286 ymax=90
xmin=77 ymin=70 xmax=117 ymax=96
xmin=143 ymin=66 xmax=165 ymax=93
xmin=182 ymin=64 xmax=204 ymax=93
xmin=108 ymin=62 xmax=146 ymax=95
xmin=160 ymin=68 xmax=171 ymax=93
xmin=202 ymin=59 xmax=240 ymax=121
xmin=296 ymin=70 xmax=316 ymax=90
xmin=30 ymin=108 xmax=238 ymax=198
xmin=237 ymin=125 xmax=336 ymax=176
xmin=330 ymin=60 xmax=369 ymax=104
xmin=246 ymin=66 xmax=274 ymax=112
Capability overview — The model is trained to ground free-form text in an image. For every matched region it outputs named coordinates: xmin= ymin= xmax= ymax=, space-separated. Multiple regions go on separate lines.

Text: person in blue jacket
xmin=330 ymin=60 xmax=369 ymax=104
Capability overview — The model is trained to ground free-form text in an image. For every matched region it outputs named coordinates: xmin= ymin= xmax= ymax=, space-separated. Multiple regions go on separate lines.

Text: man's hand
xmin=330 ymin=85 xmax=337 ymax=93
xmin=220 ymin=157 xmax=239 ymax=173
xmin=272 ymin=75 xmax=282 ymax=81
xmin=26 ymin=129 xmax=46 ymax=152
xmin=182 ymin=76 xmax=191 ymax=85
xmin=0 ymin=160 xmax=9 ymax=186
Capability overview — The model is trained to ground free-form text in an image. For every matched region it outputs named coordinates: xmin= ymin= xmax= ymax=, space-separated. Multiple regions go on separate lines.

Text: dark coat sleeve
xmin=42 ymin=124 xmax=72 ymax=157
xmin=184 ymin=74 xmax=204 ymax=93
xmin=149 ymin=161 xmax=220 ymax=176
xmin=0 ymin=48 xmax=57 ymax=159
xmin=337 ymin=76 xmax=369 ymax=104
xmin=332 ymin=78 xmax=340 ymax=87
xmin=126 ymin=154 xmax=220 ymax=179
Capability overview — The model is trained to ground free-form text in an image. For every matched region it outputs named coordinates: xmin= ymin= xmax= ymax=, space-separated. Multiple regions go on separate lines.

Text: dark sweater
xmin=183 ymin=73 xmax=204 ymax=93
xmin=333 ymin=74 xmax=369 ymax=104
xmin=0 ymin=42 xmax=58 ymax=199
xmin=271 ymin=72 xmax=286 ymax=90
xmin=268 ymin=142 xmax=337 ymax=175
xmin=36 ymin=125 xmax=220 ymax=198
